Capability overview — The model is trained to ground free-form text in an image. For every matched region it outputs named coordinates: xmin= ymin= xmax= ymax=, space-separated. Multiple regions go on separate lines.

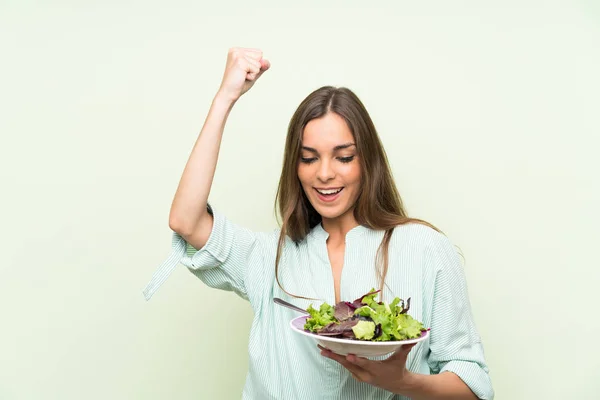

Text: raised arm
xmin=168 ymin=47 xmax=270 ymax=249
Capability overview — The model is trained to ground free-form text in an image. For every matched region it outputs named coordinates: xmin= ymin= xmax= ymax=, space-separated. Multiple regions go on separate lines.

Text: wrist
xmin=394 ymin=371 xmax=422 ymax=396
xmin=214 ymin=89 xmax=238 ymax=108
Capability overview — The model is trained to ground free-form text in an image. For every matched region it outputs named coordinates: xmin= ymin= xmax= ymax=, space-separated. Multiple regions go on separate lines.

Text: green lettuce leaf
xmin=304 ymin=303 xmax=335 ymax=332
xmin=393 ymin=314 xmax=424 ymax=339
xmin=360 ymin=289 xmax=380 ymax=306
xmin=303 ymin=291 xmax=426 ymax=342
xmin=352 ymin=320 xmax=376 ymax=340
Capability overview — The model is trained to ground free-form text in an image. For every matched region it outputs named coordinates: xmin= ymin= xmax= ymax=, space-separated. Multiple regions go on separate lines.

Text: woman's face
xmin=298 ymin=113 xmax=362 ymax=224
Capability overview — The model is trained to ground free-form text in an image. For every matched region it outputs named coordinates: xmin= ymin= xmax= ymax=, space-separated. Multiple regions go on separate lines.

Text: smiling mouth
xmin=315 ymin=188 xmax=343 ymax=195
xmin=313 ymin=187 xmax=344 ymax=202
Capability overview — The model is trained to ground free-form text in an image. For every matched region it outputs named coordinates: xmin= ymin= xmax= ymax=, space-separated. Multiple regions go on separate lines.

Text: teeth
xmin=317 ymin=188 xmax=342 ymax=195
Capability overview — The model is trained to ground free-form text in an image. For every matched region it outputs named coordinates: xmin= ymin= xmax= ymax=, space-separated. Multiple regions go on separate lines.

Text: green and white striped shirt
xmin=143 ymin=207 xmax=494 ymax=400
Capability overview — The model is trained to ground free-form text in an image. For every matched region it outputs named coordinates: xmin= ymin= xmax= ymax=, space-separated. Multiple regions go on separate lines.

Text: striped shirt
xmin=143 ymin=207 xmax=494 ymax=400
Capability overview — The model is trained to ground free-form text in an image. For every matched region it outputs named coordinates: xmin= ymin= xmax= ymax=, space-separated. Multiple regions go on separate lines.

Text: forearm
xmin=168 ymin=92 xmax=235 ymax=243
xmin=396 ymin=371 xmax=478 ymax=400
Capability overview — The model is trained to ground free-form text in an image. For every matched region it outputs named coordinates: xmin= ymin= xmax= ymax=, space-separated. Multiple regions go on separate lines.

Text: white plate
xmin=290 ymin=315 xmax=429 ymax=358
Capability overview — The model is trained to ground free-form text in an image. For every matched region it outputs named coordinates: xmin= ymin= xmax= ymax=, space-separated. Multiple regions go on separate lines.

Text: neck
xmin=321 ymin=212 xmax=359 ymax=245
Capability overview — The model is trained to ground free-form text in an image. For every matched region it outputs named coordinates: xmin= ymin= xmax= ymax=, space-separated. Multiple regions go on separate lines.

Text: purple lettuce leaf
xmin=316 ymin=319 xmax=359 ymax=337
xmin=400 ymin=297 xmax=411 ymax=314
xmin=350 ymin=289 xmax=381 ymax=308
xmin=333 ymin=302 xmax=355 ymax=321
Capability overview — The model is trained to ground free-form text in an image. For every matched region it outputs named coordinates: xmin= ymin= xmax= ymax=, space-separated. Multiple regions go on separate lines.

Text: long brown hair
xmin=274 ymin=86 xmax=440 ymax=299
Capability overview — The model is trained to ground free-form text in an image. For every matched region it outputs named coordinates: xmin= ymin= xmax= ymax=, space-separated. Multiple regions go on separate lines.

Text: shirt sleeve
xmin=426 ymin=234 xmax=495 ymax=400
xmin=142 ymin=204 xmax=274 ymax=302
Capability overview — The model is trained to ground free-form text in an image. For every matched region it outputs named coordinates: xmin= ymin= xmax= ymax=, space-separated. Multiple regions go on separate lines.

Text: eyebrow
xmin=301 ymin=143 xmax=356 ymax=153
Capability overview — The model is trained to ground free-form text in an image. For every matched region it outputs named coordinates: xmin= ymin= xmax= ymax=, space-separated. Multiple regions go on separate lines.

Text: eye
xmin=338 ymin=156 xmax=355 ymax=163
xmin=300 ymin=157 xmax=317 ymax=164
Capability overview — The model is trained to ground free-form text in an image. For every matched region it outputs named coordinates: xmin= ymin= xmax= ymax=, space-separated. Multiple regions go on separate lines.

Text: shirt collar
xmin=311 ymin=222 xmax=370 ymax=242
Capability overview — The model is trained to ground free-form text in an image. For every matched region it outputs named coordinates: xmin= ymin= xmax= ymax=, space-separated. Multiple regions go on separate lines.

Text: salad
xmin=304 ymin=289 xmax=426 ymax=341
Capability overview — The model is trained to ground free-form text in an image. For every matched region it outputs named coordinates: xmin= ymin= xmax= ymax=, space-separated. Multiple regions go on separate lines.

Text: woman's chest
xmin=273 ymin=236 xmax=433 ymax=325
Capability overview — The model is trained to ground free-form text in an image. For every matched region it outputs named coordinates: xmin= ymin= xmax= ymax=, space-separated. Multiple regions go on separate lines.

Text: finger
xmin=246 ymin=65 xmax=261 ymax=81
xmin=248 ymin=61 xmax=269 ymax=81
xmin=242 ymin=47 xmax=262 ymax=53
xmin=319 ymin=346 xmax=357 ymax=368
xmin=346 ymin=353 xmax=374 ymax=369
xmin=244 ymin=55 xmax=261 ymax=71
xmin=246 ymin=65 xmax=263 ymax=81
xmin=244 ymin=49 xmax=263 ymax=60
xmin=319 ymin=346 xmax=370 ymax=381
xmin=242 ymin=59 xmax=260 ymax=81
xmin=232 ymin=53 xmax=259 ymax=73
xmin=249 ymin=70 xmax=264 ymax=81
xmin=243 ymin=60 xmax=260 ymax=79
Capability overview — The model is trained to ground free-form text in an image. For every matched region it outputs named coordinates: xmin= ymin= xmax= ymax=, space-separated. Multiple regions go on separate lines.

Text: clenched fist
xmin=218 ymin=47 xmax=270 ymax=102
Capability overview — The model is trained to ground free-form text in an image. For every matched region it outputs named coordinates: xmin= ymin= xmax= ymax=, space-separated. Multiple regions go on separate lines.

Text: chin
xmin=315 ymin=210 xmax=340 ymax=220
xmin=312 ymin=204 xmax=351 ymax=221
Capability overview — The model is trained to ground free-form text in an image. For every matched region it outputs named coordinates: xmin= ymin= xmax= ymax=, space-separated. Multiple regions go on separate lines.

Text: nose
xmin=316 ymin=159 xmax=335 ymax=182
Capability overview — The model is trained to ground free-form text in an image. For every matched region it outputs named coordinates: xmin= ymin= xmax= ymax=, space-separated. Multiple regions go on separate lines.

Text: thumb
xmin=251 ymin=59 xmax=270 ymax=81
xmin=387 ymin=343 xmax=416 ymax=361
xmin=260 ymin=58 xmax=271 ymax=71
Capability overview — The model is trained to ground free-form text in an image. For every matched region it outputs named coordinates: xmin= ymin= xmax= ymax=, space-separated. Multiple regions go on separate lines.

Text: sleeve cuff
xmin=141 ymin=203 xmax=232 ymax=300
xmin=440 ymin=360 xmax=495 ymax=400
xmin=185 ymin=206 xmax=233 ymax=270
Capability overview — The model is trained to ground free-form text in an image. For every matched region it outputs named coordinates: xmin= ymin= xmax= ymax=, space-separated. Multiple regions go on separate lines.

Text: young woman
xmin=143 ymin=47 xmax=494 ymax=400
